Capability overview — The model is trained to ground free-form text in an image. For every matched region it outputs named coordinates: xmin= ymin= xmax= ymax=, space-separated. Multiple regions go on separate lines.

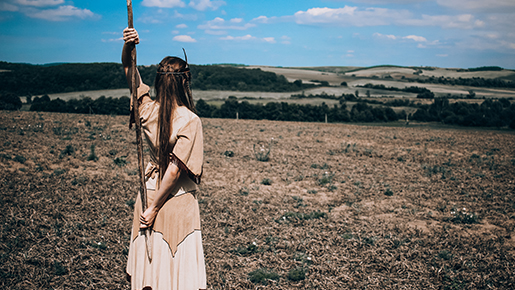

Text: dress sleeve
xmin=171 ymin=116 xmax=204 ymax=184
xmin=129 ymin=83 xmax=152 ymax=128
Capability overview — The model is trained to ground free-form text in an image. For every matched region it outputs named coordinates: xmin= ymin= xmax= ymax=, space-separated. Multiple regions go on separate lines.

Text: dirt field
xmin=1 ymin=110 xmax=514 ymax=289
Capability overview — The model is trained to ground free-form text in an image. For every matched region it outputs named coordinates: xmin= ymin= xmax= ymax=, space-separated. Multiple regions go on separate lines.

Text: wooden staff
xmin=126 ymin=0 xmax=152 ymax=261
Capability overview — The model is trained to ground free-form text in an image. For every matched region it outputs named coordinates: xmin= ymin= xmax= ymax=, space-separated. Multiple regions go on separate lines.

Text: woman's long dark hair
xmin=155 ymin=56 xmax=195 ymax=183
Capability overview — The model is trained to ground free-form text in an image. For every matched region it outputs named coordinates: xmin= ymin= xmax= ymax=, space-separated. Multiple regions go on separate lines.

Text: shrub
xmin=248 ymin=268 xmax=279 ymax=285
xmin=0 ymin=92 xmax=22 ymax=110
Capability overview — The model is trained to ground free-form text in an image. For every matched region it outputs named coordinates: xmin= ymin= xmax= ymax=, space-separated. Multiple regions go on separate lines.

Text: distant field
xmin=248 ymin=66 xmax=515 ymax=99
xmin=24 ymin=66 xmax=515 ymax=108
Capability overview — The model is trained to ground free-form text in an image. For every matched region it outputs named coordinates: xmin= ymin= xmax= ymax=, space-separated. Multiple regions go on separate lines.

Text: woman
xmin=122 ymin=28 xmax=206 ymax=290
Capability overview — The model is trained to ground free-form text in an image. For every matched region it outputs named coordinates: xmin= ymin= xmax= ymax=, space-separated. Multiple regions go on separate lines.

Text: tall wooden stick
xmin=126 ymin=0 xmax=151 ymax=261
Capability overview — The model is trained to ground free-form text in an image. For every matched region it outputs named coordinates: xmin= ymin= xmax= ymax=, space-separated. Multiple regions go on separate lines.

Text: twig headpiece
xmin=157 ymin=48 xmax=190 ymax=81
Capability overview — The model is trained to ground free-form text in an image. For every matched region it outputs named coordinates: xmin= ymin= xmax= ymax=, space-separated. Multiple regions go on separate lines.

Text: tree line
xmin=405 ymin=75 xmax=515 ymax=88
xmin=0 ymin=61 xmax=317 ymax=96
xmin=412 ymin=98 xmax=515 ymax=128
xmin=196 ymin=97 xmax=401 ymax=123
xmin=2 ymin=81 xmax=514 ymax=129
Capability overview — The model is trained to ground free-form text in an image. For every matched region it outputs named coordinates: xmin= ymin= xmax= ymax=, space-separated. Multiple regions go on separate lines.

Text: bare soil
xmin=1 ymin=110 xmax=514 ymax=289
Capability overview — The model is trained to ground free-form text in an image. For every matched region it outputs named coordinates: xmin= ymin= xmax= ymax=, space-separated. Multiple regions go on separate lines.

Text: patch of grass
xmin=53 ymin=260 xmax=67 ymax=276
xmin=253 ymin=139 xmax=273 ymax=162
xmin=0 ymin=153 xmax=11 ymax=160
xmin=287 ymin=267 xmax=306 ymax=281
xmin=59 ymin=144 xmax=75 ymax=159
xmin=232 ymin=242 xmax=259 ymax=256
xmin=248 ymin=268 xmax=279 ymax=285
xmin=13 ymin=155 xmax=26 ymax=164
xmin=52 ymin=127 xmax=63 ymax=136
xmin=239 ymin=187 xmax=249 ymax=196
xmin=91 ymin=241 xmax=107 ymax=250
xmin=125 ymin=199 xmax=135 ymax=209
xmin=280 ymin=211 xmax=326 ymax=222
xmin=342 ymin=233 xmax=353 ymax=240
xmin=438 ymin=250 xmax=453 ymax=260
xmin=71 ymin=176 xmax=88 ymax=186
xmin=423 ymin=164 xmax=450 ymax=179
xmin=448 ymin=208 xmax=479 ymax=224
xmin=317 ymin=172 xmax=334 ymax=186
xmin=384 ymin=188 xmax=394 ymax=196
xmin=261 ymin=178 xmax=272 ymax=185
xmin=53 ymin=168 xmax=66 ymax=176
xmin=114 ymin=156 xmax=128 ymax=167
xmin=87 ymin=144 xmax=98 ymax=161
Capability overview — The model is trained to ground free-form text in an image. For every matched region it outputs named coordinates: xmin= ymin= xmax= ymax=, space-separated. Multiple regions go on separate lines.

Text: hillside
xmin=250 ymin=65 xmax=515 ymax=99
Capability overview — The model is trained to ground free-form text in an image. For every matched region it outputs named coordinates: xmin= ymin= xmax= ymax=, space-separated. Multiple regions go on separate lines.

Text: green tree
xmin=0 ymin=92 xmax=22 ymax=110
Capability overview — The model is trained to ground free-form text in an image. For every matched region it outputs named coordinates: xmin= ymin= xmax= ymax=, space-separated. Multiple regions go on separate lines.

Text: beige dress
xmin=126 ymin=83 xmax=206 ymax=290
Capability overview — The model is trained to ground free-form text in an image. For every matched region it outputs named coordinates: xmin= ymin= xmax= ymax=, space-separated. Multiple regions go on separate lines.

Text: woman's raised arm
xmin=122 ymin=28 xmax=143 ymax=92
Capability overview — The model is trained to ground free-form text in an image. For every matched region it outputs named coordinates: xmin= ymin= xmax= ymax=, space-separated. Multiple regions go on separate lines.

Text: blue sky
xmin=1 ymin=0 xmax=515 ymax=68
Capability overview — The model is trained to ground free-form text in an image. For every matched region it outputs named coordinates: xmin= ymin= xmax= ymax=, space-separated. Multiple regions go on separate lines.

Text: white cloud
xmin=436 ymin=0 xmax=515 ymax=12
xmin=373 ymin=32 xmax=397 ymax=40
xmin=230 ymin=18 xmax=243 ymax=23
xmin=198 ymin=17 xmax=255 ymax=30
xmin=220 ymin=34 xmax=256 ymax=41
xmin=346 ymin=0 xmax=427 ymax=3
xmin=404 ymin=35 xmax=427 ymax=42
xmin=252 ymin=15 xmax=269 ymax=23
xmin=400 ymin=14 xmax=485 ymax=29
xmin=294 ymin=6 xmax=412 ymax=27
xmin=0 ymin=2 xmax=19 ymax=11
xmin=14 ymin=0 xmax=64 ymax=7
xmin=176 ymin=23 xmax=188 ymax=28
xmin=101 ymin=37 xmax=122 ymax=43
xmin=263 ymin=37 xmax=276 ymax=43
xmin=510 ymin=43 xmax=515 ymax=49
xmin=173 ymin=35 xmax=197 ymax=42
xmin=172 ymin=30 xmax=180 ymax=34
xmin=437 ymin=54 xmax=449 ymax=57
xmin=474 ymin=20 xmax=485 ymax=27
xmin=24 ymin=5 xmax=98 ymax=21
xmin=281 ymin=35 xmax=291 ymax=44
xmin=293 ymin=6 xmax=488 ymax=30
xmin=188 ymin=0 xmax=225 ymax=11
xmin=374 ymin=32 xmax=435 ymax=47
xmin=142 ymin=0 xmax=186 ymax=8
xmin=220 ymin=35 xmax=277 ymax=43
xmin=205 ymin=29 xmax=227 ymax=35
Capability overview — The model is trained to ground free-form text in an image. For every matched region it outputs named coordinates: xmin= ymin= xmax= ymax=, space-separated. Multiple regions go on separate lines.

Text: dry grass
xmin=1 ymin=110 xmax=514 ymax=289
